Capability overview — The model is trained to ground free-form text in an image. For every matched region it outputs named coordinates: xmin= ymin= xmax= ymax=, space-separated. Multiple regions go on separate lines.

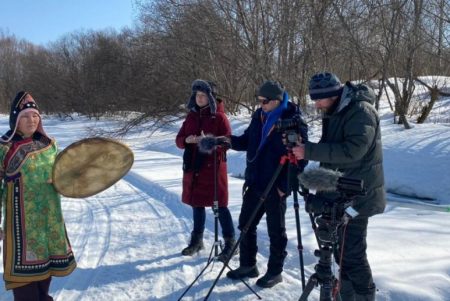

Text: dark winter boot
xmin=217 ymin=237 xmax=238 ymax=263
xmin=339 ymin=278 xmax=356 ymax=301
xmin=181 ymin=232 xmax=204 ymax=256
xmin=255 ymin=271 xmax=283 ymax=288
xmin=226 ymin=265 xmax=259 ymax=279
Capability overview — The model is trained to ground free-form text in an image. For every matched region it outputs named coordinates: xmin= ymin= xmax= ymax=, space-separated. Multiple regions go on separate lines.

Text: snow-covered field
xmin=0 ymin=87 xmax=449 ymax=300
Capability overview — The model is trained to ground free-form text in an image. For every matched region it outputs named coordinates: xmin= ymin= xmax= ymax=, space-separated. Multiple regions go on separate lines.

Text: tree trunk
xmin=417 ymin=87 xmax=437 ymax=123
xmin=398 ymin=113 xmax=412 ymax=129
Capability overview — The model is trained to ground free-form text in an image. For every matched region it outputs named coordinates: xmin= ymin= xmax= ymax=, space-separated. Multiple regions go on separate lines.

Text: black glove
xmin=198 ymin=135 xmax=230 ymax=154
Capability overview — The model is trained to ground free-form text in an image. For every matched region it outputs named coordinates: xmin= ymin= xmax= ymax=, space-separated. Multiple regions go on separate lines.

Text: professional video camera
xmin=299 ymin=167 xmax=365 ymax=219
xmin=275 ymin=115 xmax=307 ymax=148
xmin=297 ymin=167 xmax=366 ymax=300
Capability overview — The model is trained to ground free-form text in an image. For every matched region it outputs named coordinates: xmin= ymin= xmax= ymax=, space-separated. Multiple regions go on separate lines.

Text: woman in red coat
xmin=176 ymin=79 xmax=236 ymax=262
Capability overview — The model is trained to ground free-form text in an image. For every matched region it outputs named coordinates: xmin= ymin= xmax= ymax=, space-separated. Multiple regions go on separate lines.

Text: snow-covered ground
xmin=0 ymin=88 xmax=449 ymax=300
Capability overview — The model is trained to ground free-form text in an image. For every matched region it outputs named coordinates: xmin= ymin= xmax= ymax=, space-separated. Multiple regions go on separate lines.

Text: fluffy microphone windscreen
xmin=198 ymin=135 xmax=217 ymax=154
xmin=298 ymin=167 xmax=343 ymax=192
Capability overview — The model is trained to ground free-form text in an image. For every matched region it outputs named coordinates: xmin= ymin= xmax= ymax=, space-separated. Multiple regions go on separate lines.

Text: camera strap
xmin=335 ymin=222 xmax=349 ymax=298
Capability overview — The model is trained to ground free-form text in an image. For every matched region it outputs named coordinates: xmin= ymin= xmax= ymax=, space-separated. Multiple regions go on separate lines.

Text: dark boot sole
xmin=226 ymin=269 xmax=259 ymax=280
xmin=181 ymin=246 xmax=204 ymax=256
xmin=255 ymin=277 xmax=282 ymax=288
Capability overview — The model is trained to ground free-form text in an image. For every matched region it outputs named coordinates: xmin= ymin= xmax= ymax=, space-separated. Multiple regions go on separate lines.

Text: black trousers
xmin=334 ymin=218 xmax=376 ymax=296
xmin=12 ymin=277 xmax=53 ymax=301
xmin=238 ymin=187 xmax=288 ymax=275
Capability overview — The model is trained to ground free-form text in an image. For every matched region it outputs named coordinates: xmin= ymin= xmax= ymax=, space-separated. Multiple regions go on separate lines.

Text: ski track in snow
xmin=0 ymin=150 xmax=193 ymax=301
xmin=0 ymin=138 xmax=448 ymax=300
xmin=0 ymin=148 xmax=447 ymax=301
xmin=53 ymin=179 xmax=194 ymax=301
xmin=52 ymin=196 xmax=113 ymax=300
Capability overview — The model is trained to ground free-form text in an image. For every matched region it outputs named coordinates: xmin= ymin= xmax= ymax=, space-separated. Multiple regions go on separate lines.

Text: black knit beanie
xmin=257 ymin=80 xmax=284 ymax=101
xmin=309 ymin=72 xmax=343 ymax=100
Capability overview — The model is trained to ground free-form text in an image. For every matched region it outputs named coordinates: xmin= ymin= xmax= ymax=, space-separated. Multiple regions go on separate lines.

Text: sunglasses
xmin=255 ymin=97 xmax=271 ymax=105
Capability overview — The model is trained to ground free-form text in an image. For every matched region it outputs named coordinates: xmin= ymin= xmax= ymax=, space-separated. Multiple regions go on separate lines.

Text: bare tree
xmin=1 ymin=0 xmax=450 ymax=128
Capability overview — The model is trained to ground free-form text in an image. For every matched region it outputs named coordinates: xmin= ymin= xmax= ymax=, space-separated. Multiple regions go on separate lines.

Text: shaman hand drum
xmin=52 ymin=137 xmax=134 ymax=198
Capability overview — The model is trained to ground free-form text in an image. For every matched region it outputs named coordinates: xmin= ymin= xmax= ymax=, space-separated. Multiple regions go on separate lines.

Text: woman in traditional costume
xmin=0 ymin=91 xmax=76 ymax=300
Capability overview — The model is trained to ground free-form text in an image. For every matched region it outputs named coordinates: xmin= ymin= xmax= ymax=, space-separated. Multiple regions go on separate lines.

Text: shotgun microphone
xmin=298 ymin=167 xmax=343 ymax=192
xmin=299 ymin=167 xmax=365 ymax=196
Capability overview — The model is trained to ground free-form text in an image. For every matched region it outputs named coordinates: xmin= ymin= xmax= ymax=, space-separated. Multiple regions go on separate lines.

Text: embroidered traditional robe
xmin=0 ymin=135 xmax=76 ymax=290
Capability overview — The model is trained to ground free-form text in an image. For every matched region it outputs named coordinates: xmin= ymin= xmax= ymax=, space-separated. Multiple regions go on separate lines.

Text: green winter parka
xmin=304 ymin=82 xmax=386 ymax=217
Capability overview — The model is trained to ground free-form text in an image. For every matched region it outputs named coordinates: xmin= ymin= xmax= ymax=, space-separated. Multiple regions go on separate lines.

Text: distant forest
xmin=1 ymin=0 xmax=450 ymax=129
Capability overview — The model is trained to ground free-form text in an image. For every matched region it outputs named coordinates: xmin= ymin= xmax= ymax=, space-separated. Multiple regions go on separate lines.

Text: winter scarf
xmin=258 ymin=91 xmax=289 ymax=150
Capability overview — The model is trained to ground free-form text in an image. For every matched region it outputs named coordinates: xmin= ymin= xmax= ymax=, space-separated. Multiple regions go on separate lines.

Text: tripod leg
xmin=292 ymin=189 xmax=306 ymax=289
xmin=299 ymin=274 xmax=319 ymax=301
xmin=319 ymin=279 xmax=334 ymax=301
xmin=287 ymin=156 xmax=306 ymax=290
xmin=203 ymin=161 xmax=287 ymax=300
xmin=178 ymin=252 xmax=214 ymax=301
xmin=177 ymin=245 xmax=216 ymax=301
xmin=223 ymin=261 xmax=261 ymax=298
xmin=178 ymin=156 xmax=224 ymax=301
xmin=203 ymin=232 xmax=261 ymax=300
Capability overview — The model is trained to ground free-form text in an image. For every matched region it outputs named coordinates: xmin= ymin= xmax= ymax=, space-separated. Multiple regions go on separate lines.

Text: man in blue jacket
xmin=226 ymin=80 xmax=308 ymax=288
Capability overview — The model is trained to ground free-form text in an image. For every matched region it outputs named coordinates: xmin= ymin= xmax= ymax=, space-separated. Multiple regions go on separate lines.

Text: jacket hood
xmin=336 ymin=82 xmax=376 ymax=113
xmin=215 ymin=99 xmax=225 ymax=113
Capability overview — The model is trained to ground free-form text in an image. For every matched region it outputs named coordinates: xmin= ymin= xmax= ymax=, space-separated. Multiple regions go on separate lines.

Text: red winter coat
xmin=176 ymin=101 xmax=231 ymax=207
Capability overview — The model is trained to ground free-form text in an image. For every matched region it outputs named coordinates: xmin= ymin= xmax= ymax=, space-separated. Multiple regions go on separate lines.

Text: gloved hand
xmin=198 ymin=135 xmax=231 ymax=154
xmin=215 ymin=136 xmax=231 ymax=148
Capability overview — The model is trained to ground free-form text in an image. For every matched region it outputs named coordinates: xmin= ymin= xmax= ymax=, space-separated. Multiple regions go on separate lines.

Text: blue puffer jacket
xmin=231 ymin=102 xmax=308 ymax=195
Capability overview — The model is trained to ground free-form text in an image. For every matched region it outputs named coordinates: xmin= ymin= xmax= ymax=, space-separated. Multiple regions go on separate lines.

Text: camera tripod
xmin=204 ymin=152 xmax=306 ymax=300
xmin=298 ymin=203 xmax=345 ymax=301
xmin=287 ymin=152 xmax=307 ymax=290
xmin=178 ymin=148 xmax=260 ymax=301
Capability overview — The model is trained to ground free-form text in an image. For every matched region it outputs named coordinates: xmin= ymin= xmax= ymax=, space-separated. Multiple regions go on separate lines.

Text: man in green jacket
xmin=293 ymin=72 xmax=385 ymax=301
